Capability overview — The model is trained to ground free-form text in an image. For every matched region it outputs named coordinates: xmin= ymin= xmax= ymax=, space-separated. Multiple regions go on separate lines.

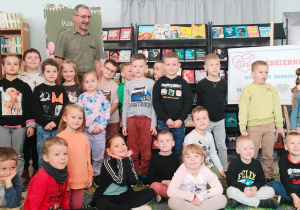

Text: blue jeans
xmin=157 ymin=120 xmax=185 ymax=154
xmin=269 ymin=180 xmax=300 ymax=202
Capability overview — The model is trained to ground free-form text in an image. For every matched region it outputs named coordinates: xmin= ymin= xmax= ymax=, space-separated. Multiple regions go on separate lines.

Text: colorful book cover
xmin=109 ymin=51 xmax=120 ymax=62
xmin=179 ymin=27 xmax=192 ymax=39
xmin=224 ymin=26 xmax=236 ymax=38
xmin=185 ymin=49 xmax=195 ymax=61
xmin=195 ymin=69 xmax=206 ymax=83
xmin=191 ymin=24 xmax=206 ymax=39
xmin=104 ymin=50 xmax=110 ymax=60
xmin=162 ymin=49 xmax=173 ymax=59
xmin=120 ymin=28 xmax=132 ymax=40
xmin=177 ymin=68 xmax=182 ymax=76
xmin=225 ymin=112 xmax=238 ymax=127
xmin=235 ymin=26 xmax=248 ymax=37
xmin=107 ymin=29 xmax=120 ymax=40
xmin=212 ymin=27 xmax=224 ymax=38
xmin=195 ymin=48 xmax=206 ymax=61
xmin=247 ymin=26 xmax=259 ymax=37
xmin=148 ymin=49 xmax=161 ymax=61
xmin=102 ymin=31 xmax=108 ymax=41
xmin=259 ymin=26 xmax=270 ymax=37
xmin=219 ymin=69 xmax=226 ymax=80
xmin=174 ymin=49 xmax=185 ymax=61
xmin=138 ymin=49 xmax=149 ymax=61
xmin=138 ymin=25 xmax=154 ymax=40
xmin=182 ymin=70 xmax=195 ymax=84
xmin=119 ymin=50 xmax=131 ymax=62
xmin=168 ymin=26 xmax=180 ymax=39
xmin=213 ymin=48 xmax=227 ymax=61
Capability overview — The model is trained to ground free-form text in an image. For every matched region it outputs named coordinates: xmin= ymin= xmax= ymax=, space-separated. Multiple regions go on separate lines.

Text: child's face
xmin=107 ymin=137 xmax=128 ymax=158
xmin=43 ymin=144 xmax=68 ymax=170
xmin=285 ymin=136 xmax=300 ymax=156
xmin=204 ymin=59 xmax=220 ymax=77
xmin=23 ymin=52 xmax=41 ymax=71
xmin=61 ymin=64 xmax=76 ymax=83
xmin=216 ymin=49 xmax=222 ymax=54
xmin=63 ymin=108 xmax=83 ymax=132
xmin=153 ymin=63 xmax=165 ymax=80
xmin=102 ymin=63 xmax=117 ymax=80
xmin=251 ymin=65 xmax=268 ymax=85
xmin=132 ymin=59 xmax=148 ymax=79
xmin=0 ymin=160 xmax=17 ymax=179
xmin=43 ymin=65 xmax=58 ymax=83
xmin=164 ymin=57 xmax=181 ymax=78
xmin=121 ymin=65 xmax=134 ymax=81
xmin=236 ymin=140 xmax=254 ymax=163
xmin=192 ymin=111 xmax=210 ymax=131
xmin=183 ymin=151 xmax=204 ymax=170
xmin=84 ymin=74 xmax=98 ymax=93
xmin=2 ymin=56 xmax=20 ymax=76
xmin=157 ymin=134 xmax=174 ymax=153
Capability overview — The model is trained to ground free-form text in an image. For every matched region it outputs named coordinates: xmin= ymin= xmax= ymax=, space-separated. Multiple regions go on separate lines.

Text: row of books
xmin=138 ymin=24 xmax=206 ymax=40
xmin=1 ymin=37 xmax=22 ymax=54
xmin=181 ymin=69 xmax=227 ymax=84
xmin=103 ymin=28 xmax=132 ymax=41
xmin=0 ymin=12 xmax=23 ymax=29
xmin=212 ymin=26 xmax=270 ymax=38
xmin=104 ymin=50 xmax=132 ymax=62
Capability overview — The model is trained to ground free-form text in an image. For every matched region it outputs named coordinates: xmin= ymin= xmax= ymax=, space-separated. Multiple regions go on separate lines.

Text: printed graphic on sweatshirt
xmin=40 ymin=91 xmax=64 ymax=117
xmin=0 ymin=87 xmax=22 ymax=115
xmin=197 ymin=140 xmax=214 ymax=168
xmin=237 ymin=170 xmax=256 ymax=187
xmin=129 ymin=86 xmax=152 ymax=108
xmin=287 ymin=168 xmax=300 ymax=184
xmin=101 ymin=90 xmax=111 ymax=101
xmin=160 ymin=83 xmax=182 ymax=99
xmin=66 ymin=91 xmax=78 ymax=103
xmin=181 ymin=174 xmax=207 ymax=196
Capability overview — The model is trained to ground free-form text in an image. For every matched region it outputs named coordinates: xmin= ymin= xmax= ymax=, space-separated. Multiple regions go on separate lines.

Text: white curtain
xmin=120 ymin=0 xmax=270 ymax=26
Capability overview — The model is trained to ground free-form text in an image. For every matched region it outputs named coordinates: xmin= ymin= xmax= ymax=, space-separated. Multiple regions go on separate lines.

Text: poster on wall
xmin=43 ymin=4 xmax=103 ymax=59
xmin=228 ymin=45 xmax=300 ymax=105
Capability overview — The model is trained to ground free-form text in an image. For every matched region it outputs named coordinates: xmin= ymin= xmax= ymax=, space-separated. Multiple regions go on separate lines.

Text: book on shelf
xmin=179 ymin=27 xmax=192 ymax=39
xmin=259 ymin=26 xmax=270 ymax=37
xmin=177 ymin=68 xmax=182 ymax=76
xmin=219 ymin=69 xmax=226 ymax=80
xmin=224 ymin=26 xmax=236 ymax=38
xmin=185 ymin=114 xmax=193 ymax=127
xmin=182 ymin=70 xmax=195 ymax=84
xmin=235 ymin=26 xmax=248 ymax=37
xmin=174 ymin=49 xmax=185 ymax=61
xmin=162 ymin=49 xmax=173 ymax=59
xmin=0 ymin=12 xmax=23 ymax=28
xmin=113 ymin=73 xmax=121 ymax=84
xmin=120 ymin=28 xmax=132 ymax=40
xmin=104 ymin=50 xmax=110 ymax=60
xmin=119 ymin=50 xmax=131 ymax=62
xmin=154 ymin=24 xmax=170 ymax=40
xmin=138 ymin=49 xmax=149 ymax=61
xmin=168 ymin=26 xmax=180 ymax=39
xmin=213 ymin=48 xmax=227 ymax=61
xmin=225 ymin=112 xmax=238 ymax=127
xmin=1 ymin=36 xmax=22 ymax=53
xmin=195 ymin=48 xmax=206 ymax=61
xmin=109 ymin=51 xmax=120 ymax=62
xmin=138 ymin=25 xmax=154 ymax=40
xmin=107 ymin=29 xmax=120 ymax=40
xmin=191 ymin=24 xmax=206 ymax=39
xmin=195 ymin=69 xmax=206 ymax=83
xmin=185 ymin=49 xmax=195 ymax=61
xmin=247 ymin=26 xmax=260 ymax=37
xmin=148 ymin=49 xmax=161 ymax=61
xmin=212 ymin=27 xmax=224 ymax=38
xmin=146 ymin=68 xmax=154 ymax=79
xmin=102 ymin=31 xmax=108 ymax=41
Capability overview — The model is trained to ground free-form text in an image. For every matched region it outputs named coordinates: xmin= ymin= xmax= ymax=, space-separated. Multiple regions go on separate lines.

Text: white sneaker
xmin=132 ymin=204 xmax=152 ymax=210
xmin=156 ymin=195 xmax=162 ymax=203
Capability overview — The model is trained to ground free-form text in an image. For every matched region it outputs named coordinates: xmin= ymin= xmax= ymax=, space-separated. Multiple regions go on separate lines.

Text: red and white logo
xmin=232 ymin=53 xmax=255 ymax=73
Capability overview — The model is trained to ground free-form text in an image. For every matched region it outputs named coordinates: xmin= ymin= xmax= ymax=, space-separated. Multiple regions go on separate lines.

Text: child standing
xmin=98 ymin=59 xmax=120 ymax=140
xmin=76 ymin=70 xmax=110 ymax=176
xmin=117 ymin=63 xmax=134 ymax=117
xmin=148 ymin=131 xmax=180 ymax=202
xmin=0 ymin=147 xmax=22 ymax=209
xmin=60 ymin=59 xmax=81 ymax=104
xmin=184 ymin=106 xmax=227 ymax=191
xmin=25 ymin=137 xmax=69 ymax=210
xmin=153 ymin=60 xmax=165 ymax=80
xmin=57 ymin=104 xmax=93 ymax=209
xmin=0 ymin=54 xmax=35 ymax=176
xmin=153 ymin=52 xmax=193 ymax=154
xmin=33 ymin=58 xmax=69 ymax=168
xmin=226 ymin=135 xmax=278 ymax=208
xmin=196 ymin=53 xmax=228 ymax=170
xmin=122 ymin=53 xmax=157 ymax=182
xmin=239 ymin=60 xmax=284 ymax=180
xmin=88 ymin=134 xmax=155 ymax=210
xmin=290 ymin=68 xmax=300 ymax=132
xmin=167 ymin=144 xmax=227 ymax=210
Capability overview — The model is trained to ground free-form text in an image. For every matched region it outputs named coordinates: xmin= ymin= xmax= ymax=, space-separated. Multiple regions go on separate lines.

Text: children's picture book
xmin=168 ymin=26 xmax=180 ymax=39
xmin=195 ymin=69 xmax=207 ymax=83
xmin=174 ymin=49 xmax=185 ymax=61
xmin=225 ymin=112 xmax=238 ymax=127
xmin=179 ymin=27 xmax=192 ymax=39
xmin=146 ymin=68 xmax=154 ymax=79
xmin=154 ymin=24 xmax=170 ymax=39
xmin=235 ymin=26 xmax=248 ymax=37
xmin=104 ymin=50 xmax=110 ymax=60
xmin=152 ymin=136 xmax=159 ymax=149
xmin=212 ymin=27 xmax=224 ymax=38
xmin=224 ymin=26 xmax=236 ymax=38
xmin=102 ymin=31 xmax=108 ymax=41
xmin=219 ymin=69 xmax=226 ymax=80
xmin=148 ymin=49 xmax=161 ymax=62
xmin=213 ymin=48 xmax=227 ymax=61
xmin=120 ymin=28 xmax=132 ymax=40
xmin=182 ymin=70 xmax=195 ymax=84
xmin=109 ymin=51 xmax=120 ymax=62
xmin=119 ymin=50 xmax=131 ymax=62
xmin=195 ymin=48 xmax=206 ymax=61
xmin=113 ymin=73 xmax=121 ymax=84
xmin=138 ymin=49 xmax=149 ymax=61
xmin=177 ymin=68 xmax=182 ymax=76
xmin=185 ymin=49 xmax=195 ymax=61
xmin=162 ymin=49 xmax=173 ymax=59
xmin=138 ymin=25 xmax=154 ymax=40
xmin=247 ymin=26 xmax=259 ymax=37
xmin=191 ymin=24 xmax=206 ymax=39
xmin=259 ymin=26 xmax=271 ymax=37
xmin=107 ymin=29 xmax=120 ymax=40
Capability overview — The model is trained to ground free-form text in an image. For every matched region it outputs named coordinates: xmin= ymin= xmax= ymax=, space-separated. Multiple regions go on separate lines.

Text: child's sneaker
xmin=140 ymin=175 xmax=150 ymax=186
xmin=259 ymin=198 xmax=279 ymax=209
xmin=132 ymin=204 xmax=152 ymax=210
xmin=156 ymin=194 xmax=167 ymax=203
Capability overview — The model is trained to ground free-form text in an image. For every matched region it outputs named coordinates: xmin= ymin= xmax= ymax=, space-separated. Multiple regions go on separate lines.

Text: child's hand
xmin=49 ymin=121 xmax=56 ymax=128
xmin=166 ymin=119 xmax=175 ymax=128
xmin=86 ymin=181 xmax=92 ymax=188
xmin=240 ymin=130 xmax=248 ymax=136
xmin=276 ymin=127 xmax=284 ymax=138
xmin=44 ymin=123 xmax=53 ymax=130
xmin=27 ymin=127 xmax=35 ymax=137
xmin=192 ymin=196 xmax=201 ymax=206
xmin=173 ymin=120 xmax=183 ymax=129
xmin=161 ymin=180 xmax=170 ymax=186
xmin=291 ymin=194 xmax=300 ymax=209
xmin=107 ymin=151 xmax=122 ymax=160
xmin=125 ymin=150 xmax=133 ymax=157
xmin=92 ymin=127 xmax=102 ymax=134
xmin=122 ymin=126 xmax=128 ymax=136
xmin=244 ymin=187 xmax=252 ymax=197
xmin=250 ymin=186 xmax=257 ymax=196
xmin=0 ymin=170 xmax=16 ymax=188
xmin=219 ymin=170 xmax=226 ymax=178
xmin=150 ymin=126 xmax=157 ymax=136
xmin=291 ymin=130 xmax=296 ymax=132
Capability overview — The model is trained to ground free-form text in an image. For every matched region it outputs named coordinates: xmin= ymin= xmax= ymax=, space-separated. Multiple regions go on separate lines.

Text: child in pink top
xmin=57 ymin=104 xmax=93 ymax=209
xmin=167 ymin=144 xmax=227 ymax=210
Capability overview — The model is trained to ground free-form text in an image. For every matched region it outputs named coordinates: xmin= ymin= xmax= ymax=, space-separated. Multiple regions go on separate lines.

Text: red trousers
xmin=105 ymin=122 xmax=121 ymax=142
xmin=127 ymin=116 xmax=152 ymax=175
xmin=67 ymin=188 xmax=85 ymax=209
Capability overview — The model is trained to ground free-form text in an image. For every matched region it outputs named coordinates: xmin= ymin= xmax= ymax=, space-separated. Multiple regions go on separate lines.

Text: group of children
xmin=1 ymin=46 xmax=300 ymax=210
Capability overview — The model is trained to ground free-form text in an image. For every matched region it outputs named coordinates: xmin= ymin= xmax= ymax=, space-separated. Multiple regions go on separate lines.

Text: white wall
xmin=272 ymin=0 xmax=300 ymax=22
